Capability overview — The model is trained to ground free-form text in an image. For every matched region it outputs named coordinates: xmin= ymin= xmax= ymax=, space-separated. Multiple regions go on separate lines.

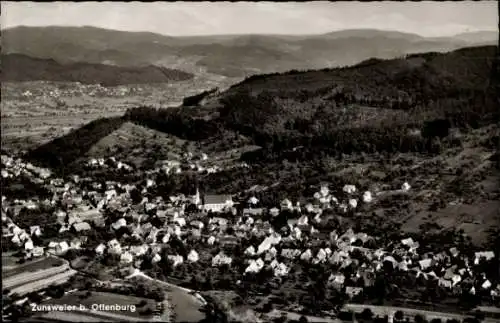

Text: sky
xmin=1 ymin=1 xmax=498 ymax=37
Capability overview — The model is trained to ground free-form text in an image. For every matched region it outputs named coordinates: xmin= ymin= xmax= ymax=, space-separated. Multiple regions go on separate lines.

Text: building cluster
xmin=20 ymin=83 xmax=145 ymax=99
xmin=2 ymin=153 xmax=499 ymax=305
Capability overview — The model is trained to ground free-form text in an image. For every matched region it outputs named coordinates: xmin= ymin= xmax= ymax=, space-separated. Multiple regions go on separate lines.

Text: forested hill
xmin=208 ymin=46 xmax=498 ymax=156
xmin=28 ymin=45 xmax=499 ymax=170
xmin=1 ymin=53 xmax=194 ymax=86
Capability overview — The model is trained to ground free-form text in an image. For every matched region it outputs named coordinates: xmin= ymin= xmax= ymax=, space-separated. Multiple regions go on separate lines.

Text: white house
xmin=24 ymin=240 xmax=34 ymax=251
xmin=167 ymin=255 xmax=184 ymax=267
xmin=73 ymin=222 xmax=91 ymax=232
xmin=95 ymin=243 xmax=106 ymax=255
xmin=362 ymin=191 xmax=373 ymax=203
xmin=187 ymin=250 xmax=199 ymax=262
xmin=55 ymin=241 xmax=69 ymax=255
xmin=107 ymin=239 xmax=122 ymax=255
xmin=212 ymin=252 xmax=232 ymax=267
xmin=269 ymin=208 xmax=280 ymax=217
xmin=152 ymin=253 xmax=162 ymax=264
xmin=32 ymin=247 xmax=44 ymax=257
xmin=120 ymin=251 xmax=133 ymax=264
xmin=111 ymin=218 xmax=127 ymax=231
xmin=248 ymin=196 xmax=259 ymax=205
xmin=245 ymin=246 xmax=256 ymax=256
xmin=207 ymin=236 xmax=216 ymax=245
xmin=343 ymin=185 xmax=357 ymax=194
xmin=30 ymin=226 xmax=42 ymax=237
xmin=202 ymin=194 xmax=234 ymax=213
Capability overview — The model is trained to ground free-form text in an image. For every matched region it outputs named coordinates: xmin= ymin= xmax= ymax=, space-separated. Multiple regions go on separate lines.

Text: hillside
xmin=29 ymin=45 xmax=496 ymax=167
xmin=23 ymin=44 xmax=500 ymax=245
xmin=1 ymin=53 xmax=194 ymax=86
xmin=205 ymin=46 xmax=498 ymax=149
xmin=3 ymin=26 xmax=497 ymax=77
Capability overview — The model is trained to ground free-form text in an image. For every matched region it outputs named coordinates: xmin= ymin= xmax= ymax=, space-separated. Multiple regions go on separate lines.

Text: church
xmin=192 ymin=189 xmax=234 ymax=213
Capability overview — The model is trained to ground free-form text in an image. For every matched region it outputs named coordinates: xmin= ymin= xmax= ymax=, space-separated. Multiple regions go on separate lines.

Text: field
xmin=31 ymin=291 xmax=160 ymax=322
xmin=2 ymin=256 xmax=65 ymax=279
xmin=127 ymin=274 xmax=205 ymax=322
xmin=1 ymin=75 xmax=238 ymax=152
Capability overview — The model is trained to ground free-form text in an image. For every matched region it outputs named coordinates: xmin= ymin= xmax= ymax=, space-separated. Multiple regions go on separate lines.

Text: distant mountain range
xmin=2 ymin=26 xmax=498 ymax=77
xmin=1 ymin=53 xmax=193 ymax=86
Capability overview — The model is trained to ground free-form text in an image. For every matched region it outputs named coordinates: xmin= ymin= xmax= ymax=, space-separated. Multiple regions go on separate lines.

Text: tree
xmin=414 ymin=314 xmax=426 ymax=323
xmin=394 ymin=311 xmax=404 ymax=322
xmin=362 ymin=308 xmax=375 ymax=321
xmin=299 ymin=315 xmax=309 ymax=323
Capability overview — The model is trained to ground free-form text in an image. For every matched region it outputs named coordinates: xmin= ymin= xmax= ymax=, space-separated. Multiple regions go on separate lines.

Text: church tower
xmin=193 ymin=187 xmax=201 ymax=206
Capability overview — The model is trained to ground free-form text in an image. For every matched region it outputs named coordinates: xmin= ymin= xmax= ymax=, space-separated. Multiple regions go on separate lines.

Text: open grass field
xmin=2 ymin=256 xmax=65 ymax=279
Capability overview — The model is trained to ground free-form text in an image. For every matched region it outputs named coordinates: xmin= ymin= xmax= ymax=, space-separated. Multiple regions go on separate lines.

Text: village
xmin=1 ymin=151 xmax=499 ymax=323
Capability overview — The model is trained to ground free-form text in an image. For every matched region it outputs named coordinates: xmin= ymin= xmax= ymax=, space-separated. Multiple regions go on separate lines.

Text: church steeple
xmin=193 ymin=187 xmax=201 ymax=206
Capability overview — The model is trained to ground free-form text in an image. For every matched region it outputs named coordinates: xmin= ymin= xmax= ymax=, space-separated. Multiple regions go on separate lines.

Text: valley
xmin=1 ymin=21 xmax=499 ymax=323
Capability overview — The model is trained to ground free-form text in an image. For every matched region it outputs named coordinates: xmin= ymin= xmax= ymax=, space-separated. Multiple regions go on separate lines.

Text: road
xmin=8 ymin=269 xmax=77 ymax=296
xmin=343 ymin=303 xmax=500 ymax=322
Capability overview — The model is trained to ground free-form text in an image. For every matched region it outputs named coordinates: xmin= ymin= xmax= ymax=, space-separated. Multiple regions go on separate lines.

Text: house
xmin=112 ymin=218 xmax=127 ymax=231
xmin=345 ymin=286 xmax=363 ymax=299
xmin=70 ymin=239 xmax=83 ymax=250
xmin=245 ymin=246 xmax=256 ymax=256
xmin=203 ymin=195 xmax=234 ymax=213
xmin=32 ymin=247 xmax=44 ymax=257
xmin=152 ymin=253 xmax=162 ymax=264
xmin=55 ymin=241 xmax=69 ymax=255
xmin=474 ymin=251 xmax=495 ymax=264
xmin=281 ymin=249 xmax=301 ymax=259
xmin=207 ymin=236 xmax=216 ymax=245
xmin=328 ymin=273 xmax=346 ymax=290
xmin=167 ymin=255 xmax=184 ymax=267
xmin=300 ymin=249 xmax=313 ymax=262
xmin=257 ymin=234 xmax=281 ymax=254
xmin=362 ymin=191 xmax=373 ymax=203
xmin=343 ymin=185 xmax=357 ymax=194
xmin=269 ymin=208 xmax=280 ymax=216
xmin=30 ymin=226 xmax=42 ymax=237
xmin=273 ymin=263 xmax=289 ymax=277
xmin=245 ymin=260 xmax=262 ymax=274
xmin=130 ymin=245 xmax=148 ymax=257
xmin=73 ymin=222 xmax=91 ymax=232
xmin=187 ymin=250 xmax=199 ymax=262
xmin=24 ymin=240 xmax=34 ymax=251
xmin=243 ymin=208 xmax=264 ymax=216
xmin=209 ymin=217 xmax=229 ymax=227
xmin=120 ymin=251 xmax=133 ymax=264
xmin=107 ymin=239 xmax=122 ymax=255
xmin=212 ymin=252 xmax=232 ymax=267
xmin=247 ymin=196 xmax=259 ymax=205
xmin=419 ymin=258 xmax=433 ymax=270
xmin=280 ymin=198 xmax=293 ymax=210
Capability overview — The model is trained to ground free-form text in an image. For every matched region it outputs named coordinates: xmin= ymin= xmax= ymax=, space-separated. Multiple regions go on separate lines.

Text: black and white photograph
xmin=1 ymin=1 xmax=499 ymax=322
